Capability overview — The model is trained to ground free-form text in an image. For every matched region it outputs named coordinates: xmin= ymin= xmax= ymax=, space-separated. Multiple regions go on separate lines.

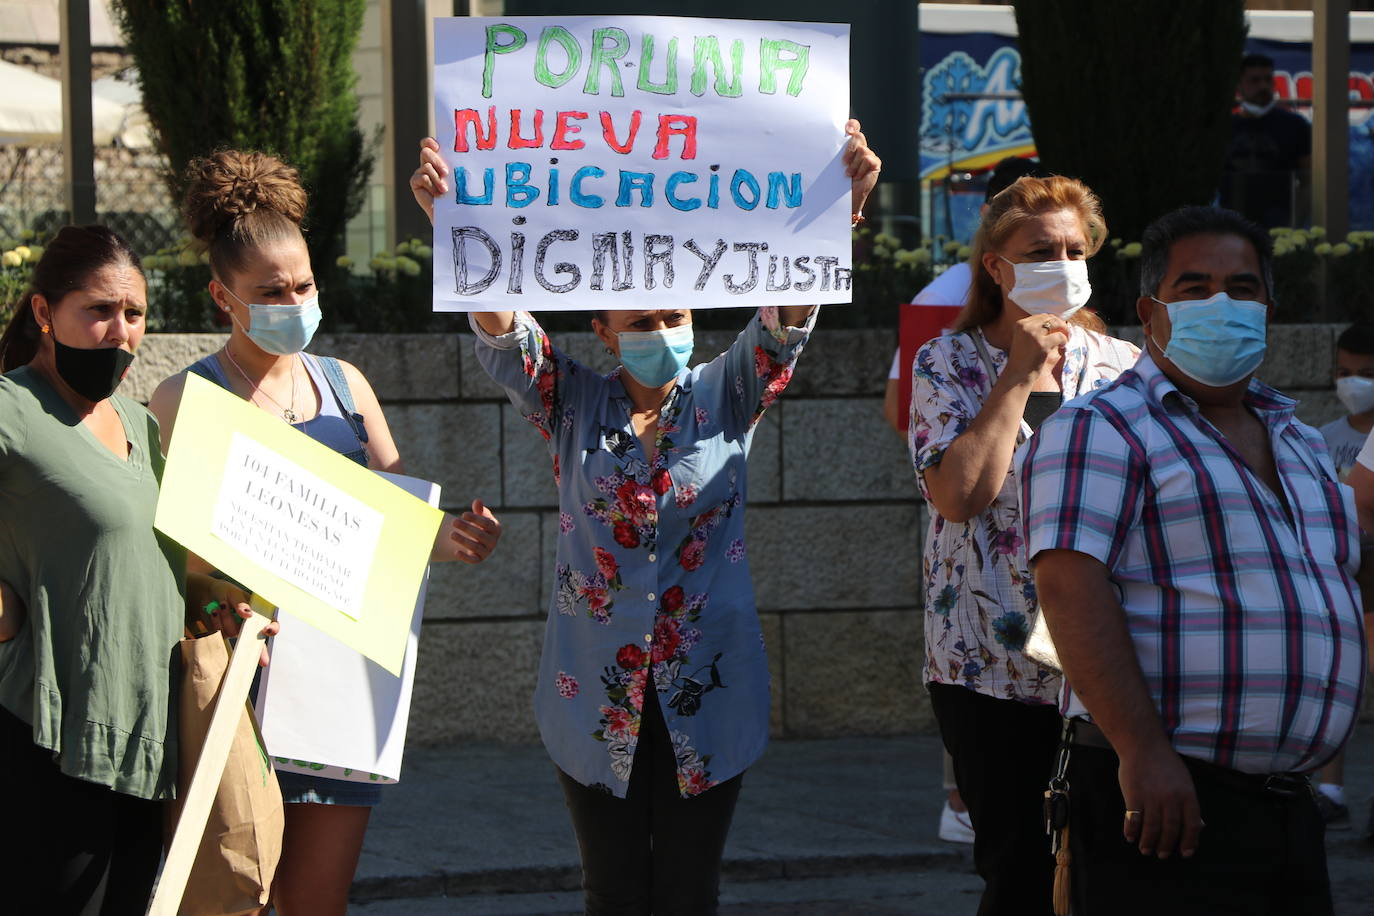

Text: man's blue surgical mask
xmin=225 ymin=286 xmax=322 ymax=356
xmin=616 ymin=324 xmax=694 ymax=387
xmin=1150 ymin=293 xmax=1268 ymax=388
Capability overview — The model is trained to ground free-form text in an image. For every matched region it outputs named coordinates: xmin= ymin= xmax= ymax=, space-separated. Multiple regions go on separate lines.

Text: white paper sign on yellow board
xmin=154 ymin=373 xmax=444 ymax=675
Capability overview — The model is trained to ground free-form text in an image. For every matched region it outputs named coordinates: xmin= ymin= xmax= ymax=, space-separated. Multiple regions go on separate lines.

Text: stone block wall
xmin=124 ymin=324 xmax=1355 ymax=745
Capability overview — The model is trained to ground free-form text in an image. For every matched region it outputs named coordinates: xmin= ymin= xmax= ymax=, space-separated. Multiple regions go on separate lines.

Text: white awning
xmin=0 ymin=0 xmax=125 ymax=47
xmin=0 ymin=58 xmax=127 ymax=145
xmin=92 ymin=67 xmax=154 ymax=148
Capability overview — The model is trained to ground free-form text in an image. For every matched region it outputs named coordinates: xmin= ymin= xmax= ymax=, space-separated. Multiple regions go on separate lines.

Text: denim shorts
xmin=276 ymin=769 xmax=384 ymax=807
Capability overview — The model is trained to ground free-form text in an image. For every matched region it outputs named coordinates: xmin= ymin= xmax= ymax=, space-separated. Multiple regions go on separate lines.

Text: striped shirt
xmin=1021 ymin=353 xmax=1366 ymax=774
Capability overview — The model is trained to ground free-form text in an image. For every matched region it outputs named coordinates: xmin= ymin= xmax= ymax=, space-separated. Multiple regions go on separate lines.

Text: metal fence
xmin=0 ymin=144 xmax=182 ymax=254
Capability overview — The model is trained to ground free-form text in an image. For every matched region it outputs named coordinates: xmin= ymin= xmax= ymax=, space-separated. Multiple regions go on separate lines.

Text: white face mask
xmin=1240 ymin=99 xmax=1277 ymax=118
xmin=1336 ymin=376 xmax=1374 ymax=416
xmin=999 ymin=257 xmax=1092 ymax=318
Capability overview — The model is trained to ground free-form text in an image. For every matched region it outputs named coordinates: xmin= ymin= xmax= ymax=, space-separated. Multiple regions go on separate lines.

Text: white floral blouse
xmin=908 ymin=325 xmax=1139 ymax=704
xmin=473 ymin=307 xmax=814 ymax=798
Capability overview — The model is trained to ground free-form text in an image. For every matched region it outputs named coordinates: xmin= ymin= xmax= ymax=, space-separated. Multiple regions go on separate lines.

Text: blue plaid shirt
xmin=1022 ymin=353 xmax=1366 ymax=774
xmin=473 ymin=308 xmax=813 ymax=797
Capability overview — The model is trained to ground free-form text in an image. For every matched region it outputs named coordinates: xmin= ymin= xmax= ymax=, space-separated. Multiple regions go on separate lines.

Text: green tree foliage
xmin=1011 ymin=1 xmax=1246 ymax=246
xmin=110 ymin=0 xmax=373 ymax=274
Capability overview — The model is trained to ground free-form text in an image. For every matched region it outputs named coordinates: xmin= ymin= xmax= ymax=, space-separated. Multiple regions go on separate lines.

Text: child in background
xmin=1319 ymin=323 xmax=1374 ymax=482
xmin=1313 ymin=321 xmax=1374 ymax=830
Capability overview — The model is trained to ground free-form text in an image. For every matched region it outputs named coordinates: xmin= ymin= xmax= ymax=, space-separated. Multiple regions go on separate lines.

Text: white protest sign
xmin=254 ymin=473 xmax=437 ymax=784
xmin=432 ymin=15 xmax=852 ymax=312
xmin=156 ymin=375 xmax=443 ymax=676
xmin=213 ymin=433 xmax=383 ymax=621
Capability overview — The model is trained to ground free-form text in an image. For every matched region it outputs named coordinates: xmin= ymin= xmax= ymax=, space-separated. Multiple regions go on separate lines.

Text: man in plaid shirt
xmin=1021 ymin=206 xmax=1369 ymax=916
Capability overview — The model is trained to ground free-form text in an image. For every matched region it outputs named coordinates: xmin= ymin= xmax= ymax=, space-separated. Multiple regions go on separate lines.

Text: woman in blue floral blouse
xmin=908 ymin=176 xmax=1138 ymax=916
xmin=413 ymin=123 xmax=879 ymax=914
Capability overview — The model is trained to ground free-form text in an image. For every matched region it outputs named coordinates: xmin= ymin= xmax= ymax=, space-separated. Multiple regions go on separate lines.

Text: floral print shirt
xmin=908 ymin=325 xmax=1139 ymax=704
xmin=473 ymin=308 xmax=815 ymax=798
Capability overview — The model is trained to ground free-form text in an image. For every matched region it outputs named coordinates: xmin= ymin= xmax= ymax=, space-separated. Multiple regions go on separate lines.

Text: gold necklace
xmin=222 ymin=347 xmax=299 ymax=423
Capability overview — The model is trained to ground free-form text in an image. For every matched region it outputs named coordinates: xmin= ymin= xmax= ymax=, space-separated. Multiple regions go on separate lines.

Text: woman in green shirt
xmin=0 ymin=225 xmax=274 ymax=914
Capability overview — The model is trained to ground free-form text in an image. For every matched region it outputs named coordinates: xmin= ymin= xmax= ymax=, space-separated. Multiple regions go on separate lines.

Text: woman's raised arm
xmin=410 ymin=136 xmax=514 ymax=337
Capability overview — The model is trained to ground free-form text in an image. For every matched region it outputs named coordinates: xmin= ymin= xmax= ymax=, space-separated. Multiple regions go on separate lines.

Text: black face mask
xmin=51 ymin=330 xmax=135 ymax=402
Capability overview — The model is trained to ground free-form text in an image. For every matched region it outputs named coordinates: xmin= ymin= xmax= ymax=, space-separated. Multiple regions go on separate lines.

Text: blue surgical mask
xmin=616 ymin=324 xmax=694 ymax=387
xmin=1150 ymin=293 xmax=1267 ymax=388
xmin=226 ymin=287 xmax=322 ymax=355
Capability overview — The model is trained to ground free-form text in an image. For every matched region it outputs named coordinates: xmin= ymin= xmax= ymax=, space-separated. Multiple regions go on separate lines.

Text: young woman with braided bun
xmin=148 ymin=150 xmax=503 ymax=916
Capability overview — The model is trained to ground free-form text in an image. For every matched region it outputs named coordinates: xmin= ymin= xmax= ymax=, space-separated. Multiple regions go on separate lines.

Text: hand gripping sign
xmin=155 ymin=374 xmax=442 ymax=677
xmin=148 ymin=375 xmax=443 ymax=915
xmin=432 ymin=15 xmax=853 ymax=312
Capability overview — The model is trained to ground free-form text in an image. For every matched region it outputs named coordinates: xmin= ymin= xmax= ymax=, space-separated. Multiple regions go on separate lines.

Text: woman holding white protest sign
xmin=0 ymin=225 xmax=275 ymax=913
xmin=148 ymin=149 xmax=504 ymax=916
xmin=411 ymin=120 xmax=879 ymax=913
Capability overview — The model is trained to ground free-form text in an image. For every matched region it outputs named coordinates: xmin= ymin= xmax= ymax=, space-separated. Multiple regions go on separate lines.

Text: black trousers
xmin=557 ymin=685 xmax=744 ymax=916
xmin=928 ymin=683 xmax=1060 ymax=916
xmin=0 ymin=706 xmax=163 ymax=916
xmin=1066 ymin=743 xmax=1333 ymax=916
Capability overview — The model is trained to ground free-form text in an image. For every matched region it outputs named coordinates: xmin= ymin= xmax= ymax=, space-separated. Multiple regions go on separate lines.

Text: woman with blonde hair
xmin=908 ymin=175 xmax=1138 ymax=915
xmin=148 ymin=150 xmax=503 ymax=916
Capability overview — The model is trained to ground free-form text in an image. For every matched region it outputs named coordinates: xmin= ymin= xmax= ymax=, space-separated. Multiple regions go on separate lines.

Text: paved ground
xmin=351 ymin=730 xmax=1374 ymax=914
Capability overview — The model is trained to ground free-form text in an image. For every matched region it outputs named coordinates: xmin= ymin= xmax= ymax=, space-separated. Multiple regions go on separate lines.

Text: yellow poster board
xmin=155 ymin=373 xmax=443 ymax=675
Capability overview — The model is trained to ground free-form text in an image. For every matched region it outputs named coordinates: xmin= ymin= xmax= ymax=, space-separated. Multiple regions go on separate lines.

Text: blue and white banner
xmin=918 ymin=3 xmax=1374 ymax=229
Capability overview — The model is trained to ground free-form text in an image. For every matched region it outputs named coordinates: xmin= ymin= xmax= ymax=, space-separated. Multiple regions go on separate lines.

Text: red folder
xmin=896 ymin=303 xmax=963 ymax=432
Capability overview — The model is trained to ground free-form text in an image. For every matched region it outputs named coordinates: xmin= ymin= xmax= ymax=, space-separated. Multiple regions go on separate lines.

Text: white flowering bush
xmin=0 ymin=231 xmax=43 ymax=327
xmin=1098 ymin=225 xmax=1374 ymax=322
xmin=1294 ymin=227 xmax=1374 ymax=321
xmin=850 ymin=227 xmax=936 ymax=324
xmin=140 ymin=236 xmax=216 ymax=330
xmin=327 ymin=237 xmax=436 ymax=332
xmin=136 ymin=234 xmax=439 ymax=332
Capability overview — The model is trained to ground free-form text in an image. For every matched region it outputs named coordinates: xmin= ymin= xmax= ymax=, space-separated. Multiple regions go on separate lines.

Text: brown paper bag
xmin=169 ymin=632 xmax=284 ymax=916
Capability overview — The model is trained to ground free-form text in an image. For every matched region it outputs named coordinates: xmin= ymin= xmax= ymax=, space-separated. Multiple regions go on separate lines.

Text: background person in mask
xmin=148 ymin=150 xmax=503 ymax=916
xmin=409 ymin=120 xmax=879 ymax=915
xmin=1022 ymin=206 xmax=1367 ymax=915
xmin=1320 ymin=323 xmax=1374 ymax=483
xmin=0 ymin=225 xmax=274 ymax=913
xmin=908 ymin=175 xmax=1138 ymax=916
xmin=1219 ymin=53 xmax=1312 ymax=229
xmin=1311 ymin=323 xmax=1374 ymax=832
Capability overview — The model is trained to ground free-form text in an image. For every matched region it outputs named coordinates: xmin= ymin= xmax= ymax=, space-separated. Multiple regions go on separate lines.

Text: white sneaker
xmin=938 ymin=801 xmax=975 ymax=844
